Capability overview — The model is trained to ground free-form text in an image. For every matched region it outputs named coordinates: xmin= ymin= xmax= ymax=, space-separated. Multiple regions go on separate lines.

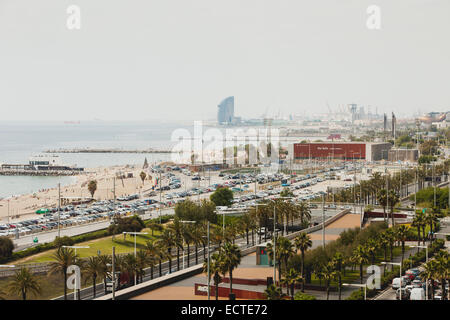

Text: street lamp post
xmin=322 ymin=195 xmax=326 ymax=248
xmin=122 ymin=232 xmax=148 ymax=286
xmin=343 ymin=283 xmax=367 ymax=300
xmin=382 ymin=262 xmax=402 ymax=300
xmin=207 ymin=221 xmax=210 ymax=300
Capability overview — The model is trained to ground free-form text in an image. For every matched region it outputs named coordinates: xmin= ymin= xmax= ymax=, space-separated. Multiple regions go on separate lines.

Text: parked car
xmin=409 ymin=288 xmax=425 ymax=300
xmin=396 ymin=288 xmax=410 ymax=300
xmin=392 ymin=277 xmax=406 ymax=290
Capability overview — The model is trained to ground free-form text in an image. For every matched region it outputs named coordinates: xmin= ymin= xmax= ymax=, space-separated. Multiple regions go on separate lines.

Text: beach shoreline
xmin=0 ymin=164 xmax=159 ymax=224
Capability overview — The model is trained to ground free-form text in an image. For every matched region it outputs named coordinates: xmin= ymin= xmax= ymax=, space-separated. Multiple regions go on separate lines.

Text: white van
xmin=410 ymin=288 xmax=425 ymax=300
xmin=392 ymin=277 xmax=405 ymax=290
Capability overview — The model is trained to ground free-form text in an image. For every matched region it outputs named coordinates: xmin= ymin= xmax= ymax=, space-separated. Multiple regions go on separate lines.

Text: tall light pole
xmin=207 ymin=221 xmax=210 ymax=300
xmin=122 ymin=232 xmax=148 ymax=285
xmin=432 ymin=162 xmax=436 ymax=207
xmin=58 ymin=183 xmax=61 ymax=238
xmin=112 ymin=246 xmax=116 ymax=300
xmin=159 ymin=171 xmax=162 ymax=224
xmin=322 ymin=194 xmax=326 ymax=248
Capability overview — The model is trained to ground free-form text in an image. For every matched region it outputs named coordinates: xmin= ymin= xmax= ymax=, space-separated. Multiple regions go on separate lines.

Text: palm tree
xmin=352 ymin=245 xmax=369 ymax=284
xmin=395 ymin=225 xmax=409 ymax=263
xmin=220 ymin=242 xmax=242 ymax=296
xmin=190 ymin=223 xmax=204 ymax=265
xmin=168 ymin=219 xmax=184 ymax=272
xmin=377 ymin=189 xmax=388 ymax=221
xmin=425 ymin=211 xmax=439 ymax=241
xmin=202 ymin=252 xmax=226 ymax=300
xmin=211 ymin=225 xmax=224 ymax=247
xmin=435 ymin=250 xmax=449 ymax=300
xmin=423 ymin=259 xmax=438 ymax=300
xmin=388 ymin=190 xmax=399 ymax=226
xmin=385 ymin=228 xmax=396 ymax=265
xmin=155 ymin=228 xmax=176 ymax=273
xmin=264 ymin=284 xmax=286 ymax=300
xmin=146 ymin=221 xmax=163 ymax=237
xmin=281 ymin=268 xmax=302 ymax=300
xmin=331 ymin=252 xmax=344 ymax=300
xmin=82 ymin=256 xmax=102 ymax=298
xmin=145 ymin=241 xmax=160 ymax=280
xmin=7 ymin=267 xmax=41 ymax=300
xmin=365 ymin=238 xmax=378 ymax=265
xmin=412 ymin=213 xmax=425 ymax=249
xmin=277 ymin=237 xmax=295 ymax=276
xmin=181 ymin=224 xmax=194 ymax=268
xmin=293 ymin=232 xmax=312 ymax=292
xmin=240 ymin=213 xmax=253 ymax=246
xmin=47 ymin=246 xmax=77 ymax=300
xmin=113 ymin=254 xmax=126 ymax=288
xmin=297 ymin=201 xmax=312 ymax=227
xmin=317 ymin=262 xmax=336 ymax=300
xmin=136 ymin=250 xmax=150 ymax=283
xmin=87 ymin=180 xmax=97 ymax=199
xmin=139 ymin=171 xmax=146 ymax=185
xmin=378 ymin=233 xmax=389 ymax=275
xmin=97 ymin=254 xmax=111 ymax=294
xmin=123 ymin=253 xmax=137 ymax=286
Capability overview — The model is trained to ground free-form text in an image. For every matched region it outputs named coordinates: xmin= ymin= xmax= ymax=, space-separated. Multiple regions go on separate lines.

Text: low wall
xmin=220 ymin=277 xmax=335 ymax=292
xmin=95 ymin=264 xmax=204 ymax=300
xmin=194 ymin=283 xmax=266 ymax=300
xmin=364 ymin=211 xmax=408 ymax=219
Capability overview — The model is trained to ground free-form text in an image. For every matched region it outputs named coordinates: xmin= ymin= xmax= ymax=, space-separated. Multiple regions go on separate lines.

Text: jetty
xmin=0 ymin=169 xmax=82 ymax=176
xmin=43 ymin=148 xmax=175 ymax=154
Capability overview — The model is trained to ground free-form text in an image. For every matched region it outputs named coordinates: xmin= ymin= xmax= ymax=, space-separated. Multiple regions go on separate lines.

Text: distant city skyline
xmin=0 ymin=0 xmax=449 ymax=121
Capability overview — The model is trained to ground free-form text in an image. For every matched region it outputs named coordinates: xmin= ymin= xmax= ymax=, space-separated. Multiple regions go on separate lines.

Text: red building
xmin=289 ymin=142 xmax=391 ymax=161
xmin=293 ymin=142 xmax=366 ymax=160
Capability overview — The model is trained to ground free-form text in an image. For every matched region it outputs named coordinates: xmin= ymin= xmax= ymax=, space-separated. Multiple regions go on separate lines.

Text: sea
xmin=0 ymin=120 xmax=192 ymax=199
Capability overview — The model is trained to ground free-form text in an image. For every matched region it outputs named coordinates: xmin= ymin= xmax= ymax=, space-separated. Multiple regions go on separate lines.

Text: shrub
xmin=294 ymin=292 xmax=316 ymax=300
xmin=0 ymin=236 xmax=15 ymax=263
xmin=108 ymin=215 xmax=146 ymax=235
xmin=53 ymin=236 xmax=75 ymax=248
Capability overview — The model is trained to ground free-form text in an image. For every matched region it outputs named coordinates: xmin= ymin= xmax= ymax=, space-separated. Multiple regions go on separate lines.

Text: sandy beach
xmin=0 ymin=164 xmax=158 ymax=223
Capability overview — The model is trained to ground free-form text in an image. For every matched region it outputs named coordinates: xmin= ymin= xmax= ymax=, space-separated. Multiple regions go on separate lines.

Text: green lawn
xmin=16 ymin=228 xmax=160 ymax=264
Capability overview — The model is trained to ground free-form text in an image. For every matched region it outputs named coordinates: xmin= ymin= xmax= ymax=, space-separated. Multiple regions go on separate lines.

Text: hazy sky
xmin=1 ymin=0 xmax=449 ymax=121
